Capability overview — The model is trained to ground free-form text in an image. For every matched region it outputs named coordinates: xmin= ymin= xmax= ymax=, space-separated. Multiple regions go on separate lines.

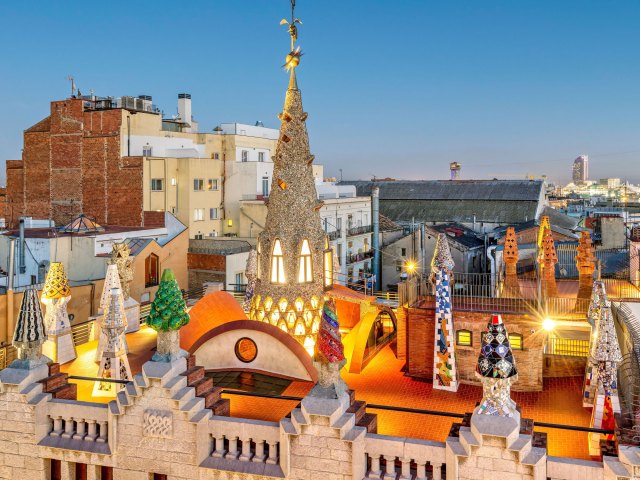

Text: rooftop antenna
xmin=67 ymin=75 xmax=76 ymax=97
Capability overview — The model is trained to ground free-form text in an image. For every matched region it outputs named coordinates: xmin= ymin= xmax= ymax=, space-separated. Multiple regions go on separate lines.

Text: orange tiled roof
xmin=181 ymin=291 xmax=248 ymax=352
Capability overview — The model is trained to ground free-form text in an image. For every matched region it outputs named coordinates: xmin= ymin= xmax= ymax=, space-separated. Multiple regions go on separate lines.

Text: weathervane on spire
xmin=281 ymin=0 xmax=303 ymax=71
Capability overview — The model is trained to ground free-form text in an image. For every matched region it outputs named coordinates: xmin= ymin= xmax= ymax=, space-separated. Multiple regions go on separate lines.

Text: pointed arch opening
xmin=298 ymin=239 xmax=313 ymax=283
xmin=271 ymin=239 xmax=286 ymax=284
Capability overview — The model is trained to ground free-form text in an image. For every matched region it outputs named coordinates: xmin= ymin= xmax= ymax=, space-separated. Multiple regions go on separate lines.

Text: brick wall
xmin=407 ymin=308 xmax=544 ymax=391
xmin=543 ymin=355 xmax=586 ymax=378
xmin=5 ymin=99 xmax=145 ymax=228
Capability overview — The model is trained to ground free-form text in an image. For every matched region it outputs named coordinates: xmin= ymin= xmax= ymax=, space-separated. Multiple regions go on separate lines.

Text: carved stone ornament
xmin=143 ymin=409 xmax=173 ymax=438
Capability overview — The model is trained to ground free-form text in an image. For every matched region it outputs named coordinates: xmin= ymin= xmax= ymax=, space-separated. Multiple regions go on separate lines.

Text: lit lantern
xmin=278 ymin=320 xmax=289 ymax=333
xmin=254 ymin=294 xmax=261 ymax=308
xmin=303 ymin=310 xmax=313 ymax=326
xmin=271 ymin=310 xmax=280 ymax=323
xmin=303 ymin=336 xmax=315 ymax=357
xmin=295 ymin=297 xmax=304 ymax=312
xmin=278 ymin=298 xmax=288 ymax=312
xmin=257 ymin=307 xmax=265 ymax=321
xmin=294 ymin=320 xmax=306 ymax=336
xmin=286 ymin=309 xmax=297 ymax=326
xmin=312 ymin=317 xmax=320 ymax=333
xmin=310 ymin=295 xmax=320 ymax=310
xmin=264 ymin=296 xmax=273 ymax=312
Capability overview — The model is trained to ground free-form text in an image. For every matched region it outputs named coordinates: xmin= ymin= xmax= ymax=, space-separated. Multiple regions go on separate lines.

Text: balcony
xmin=346 ymin=249 xmax=374 ymax=265
xmin=347 ymin=225 xmax=372 ymax=237
xmin=328 ymin=230 xmax=342 ymax=241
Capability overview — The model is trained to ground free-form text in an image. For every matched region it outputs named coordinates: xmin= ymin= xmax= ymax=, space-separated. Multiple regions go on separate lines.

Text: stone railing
xmin=363 ymin=433 xmax=446 ymax=479
xmin=202 ymin=416 xmax=283 ymax=477
xmin=38 ymin=399 xmax=111 ymax=454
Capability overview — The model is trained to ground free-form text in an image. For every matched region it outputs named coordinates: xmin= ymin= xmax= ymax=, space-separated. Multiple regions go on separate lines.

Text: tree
xmin=147 ymin=269 xmax=190 ymax=332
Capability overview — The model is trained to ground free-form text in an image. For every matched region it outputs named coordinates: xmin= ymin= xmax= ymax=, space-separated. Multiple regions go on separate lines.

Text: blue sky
xmin=0 ymin=0 xmax=639 ymax=184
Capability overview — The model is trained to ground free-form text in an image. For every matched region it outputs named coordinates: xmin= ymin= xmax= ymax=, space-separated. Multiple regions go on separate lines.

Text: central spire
xmin=249 ymin=1 xmax=333 ymax=353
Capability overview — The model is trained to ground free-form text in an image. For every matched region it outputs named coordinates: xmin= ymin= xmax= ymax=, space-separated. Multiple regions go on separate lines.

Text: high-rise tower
xmin=249 ymin=1 xmax=333 ymax=353
xmin=572 ymin=155 xmax=588 ymax=184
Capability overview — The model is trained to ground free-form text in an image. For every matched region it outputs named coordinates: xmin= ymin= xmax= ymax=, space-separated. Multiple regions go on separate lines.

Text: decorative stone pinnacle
xmin=576 ymin=231 xmax=596 ymax=272
xmin=111 ymin=243 xmax=134 ymax=301
xmin=431 ymin=233 xmax=455 ymax=274
xmin=475 ymin=314 xmax=518 ymax=417
xmin=542 ymin=228 xmax=558 ymax=266
xmin=11 ymin=286 xmax=48 ymax=368
xmin=503 ymin=227 xmax=519 ymax=265
xmin=41 ymin=262 xmax=71 ymax=300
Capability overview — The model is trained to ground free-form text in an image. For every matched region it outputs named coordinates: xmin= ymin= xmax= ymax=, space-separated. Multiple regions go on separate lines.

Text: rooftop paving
xmin=63 ymin=327 xmax=593 ymax=460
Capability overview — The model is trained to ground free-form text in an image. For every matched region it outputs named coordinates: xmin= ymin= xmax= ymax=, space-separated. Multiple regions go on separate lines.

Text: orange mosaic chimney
xmin=541 ymin=227 xmax=558 ymax=297
xmin=576 ymin=231 xmax=596 ymax=299
xmin=503 ymin=227 xmax=520 ymax=297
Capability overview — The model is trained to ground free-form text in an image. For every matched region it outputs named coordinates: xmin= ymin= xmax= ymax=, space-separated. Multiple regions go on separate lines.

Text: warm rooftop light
xmin=405 ymin=261 xmax=417 ymax=273
xmin=542 ymin=318 xmax=556 ymax=332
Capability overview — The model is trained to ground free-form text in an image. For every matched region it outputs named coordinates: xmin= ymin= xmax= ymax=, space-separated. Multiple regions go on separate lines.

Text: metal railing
xmin=346 ymin=250 xmax=374 ymax=265
xmin=0 ymin=345 xmax=17 ymax=370
xmin=327 ymin=230 xmax=342 ymax=241
xmin=544 ymin=337 xmax=590 ymax=357
xmin=347 ymin=225 xmax=372 ymax=237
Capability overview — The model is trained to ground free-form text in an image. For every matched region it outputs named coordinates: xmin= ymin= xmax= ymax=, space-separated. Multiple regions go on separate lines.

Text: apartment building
xmin=5 ymin=92 xmax=280 ymax=239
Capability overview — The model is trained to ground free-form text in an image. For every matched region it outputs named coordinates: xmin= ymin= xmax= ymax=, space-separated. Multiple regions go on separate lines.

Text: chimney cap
xmin=178 ymin=93 xmax=191 ymax=99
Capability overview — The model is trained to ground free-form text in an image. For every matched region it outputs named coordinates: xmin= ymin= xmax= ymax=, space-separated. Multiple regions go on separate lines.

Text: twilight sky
xmin=0 ymin=0 xmax=639 ymax=185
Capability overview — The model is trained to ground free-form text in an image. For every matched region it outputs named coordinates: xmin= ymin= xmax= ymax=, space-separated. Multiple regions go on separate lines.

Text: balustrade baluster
xmin=212 ymin=435 xmax=226 ymax=458
xmin=50 ymin=416 xmax=63 ymax=437
xmin=96 ymin=421 xmax=107 ymax=443
xmin=266 ymin=441 xmax=278 ymax=464
xmin=431 ymin=462 xmax=443 ymax=480
xmin=85 ymin=420 xmax=97 ymax=442
xmin=383 ymin=455 xmax=396 ymax=480
xmin=399 ymin=457 xmax=412 ymax=480
xmin=227 ymin=436 xmax=239 ymax=459
xmin=414 ymin=461 xmax=427 ymax=480
xmin=72 ymin=419 xmax=86 ymax=440
xmin=253 ymin=440 xmax=266 ymax=463
xmin=368 ymin=453 xmax=381 ymax=478
xmin=239 ymin=437 xmax=252 ymax=461
xmin=61 ymin=417 xmax=75 ymax=439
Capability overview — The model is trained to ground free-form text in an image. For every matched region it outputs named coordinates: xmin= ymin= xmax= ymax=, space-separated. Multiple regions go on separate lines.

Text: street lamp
xmin=542 ymin=318 xmax=555 ymax=332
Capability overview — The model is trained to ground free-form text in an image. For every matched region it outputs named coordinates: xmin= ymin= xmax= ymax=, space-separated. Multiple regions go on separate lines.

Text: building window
xmin=75 ymin=463 xmax=87 ymax=480
xmin=213 ymin=152 xmax=220 ymax=160
xmin=298 ymin=239 xmax=313 ymax=283
xmin=194 ymin=233 xmax=204 ymax=240
xmin=151 ymin=179 xmax=164 ymax=191
xmin=271 ymin=239 xmax=286 ymax=284
xmin=210 ymin=208 xmax=218 ymax=220
xmin=401 ymin=248 xmax=407 ymax=257
xmin=235 ymin=337 xmax=258 ymax=363
xmin=152 ymin=475 xmax=168 ymax=480
xmin=258 ymin=152 xmax=265 ymax=162
xmin=241 ymin=150 xmax=249 ymax=162
xmin=509 ymin=333 xmax=523 ymax=350
xmin=234 ymin=272 xmax=244 ymax=292
xmin=262 ymin=177 xmax=269 ymax=197
xmin=207 ymin=178 xmax=218 ymax=191
xmin=142 ymin=145 xmax=153 ymax=156
xmin=145 ymin=253 xmax=160 ymax=287
xmin=100 ymin=466 xmax=114 ymax=480
xmin=193 ymin=179 xmax=204 ymax=191
xmin=456 ymin=329 xmax=472 ymax=347
xmin=194 ymin=208 xmax=204 ymax=221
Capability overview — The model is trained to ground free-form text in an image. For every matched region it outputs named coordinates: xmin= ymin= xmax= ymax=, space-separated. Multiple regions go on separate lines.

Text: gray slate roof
xmin=342 ymin=180 xmax=545 ymax=225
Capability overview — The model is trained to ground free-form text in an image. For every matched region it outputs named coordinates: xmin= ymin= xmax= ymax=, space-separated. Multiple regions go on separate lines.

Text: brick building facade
xmin=6 ymin=98 xmax=145 ymax=229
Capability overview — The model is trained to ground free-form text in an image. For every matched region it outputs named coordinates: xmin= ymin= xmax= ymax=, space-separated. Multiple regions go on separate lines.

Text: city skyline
xmin=0 ymin=0 xmax=639 ymax=184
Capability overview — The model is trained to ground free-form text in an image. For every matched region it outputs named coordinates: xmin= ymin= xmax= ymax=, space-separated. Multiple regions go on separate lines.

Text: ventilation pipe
xmin=18 ymin=217 xmax=26 ymax=274
xmin=372 ymin=186 xmax=381 ymax=291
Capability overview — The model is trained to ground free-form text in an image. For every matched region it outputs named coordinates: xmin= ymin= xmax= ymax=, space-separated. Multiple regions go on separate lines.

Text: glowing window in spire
xmin=298 ymin=239 xmax=313 ymax=283
xmin=271 ymin=240 xmax=286 ymax=284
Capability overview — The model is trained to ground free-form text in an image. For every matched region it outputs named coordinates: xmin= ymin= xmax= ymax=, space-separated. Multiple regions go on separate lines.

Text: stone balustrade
xmin=364 ymin=433 xmax=446 ymax=480
xmin=201 ymin=415 xmax=284 ymax=477
xmin=38 ymin=399 xmax=111 ymax=455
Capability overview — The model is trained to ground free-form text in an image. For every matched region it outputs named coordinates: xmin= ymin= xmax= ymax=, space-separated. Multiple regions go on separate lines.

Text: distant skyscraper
xmin=572 ymin=155 xmax=589 ymax=184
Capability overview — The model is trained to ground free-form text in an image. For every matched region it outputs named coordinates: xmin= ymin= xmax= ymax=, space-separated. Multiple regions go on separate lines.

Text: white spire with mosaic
xmin=41 ymin=262 xmax=77 ymax=364
xmin=11 ymin=286 xmax=48 ymax=369
xmin=431 ymin=233 xmax=459 ymax=392
xmin=249 ymin=3 xmax=333 ymax=353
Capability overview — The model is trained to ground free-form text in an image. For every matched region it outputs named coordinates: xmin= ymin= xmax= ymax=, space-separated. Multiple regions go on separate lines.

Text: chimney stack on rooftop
xmin=177 ymin=93 xmax=192 ymax=132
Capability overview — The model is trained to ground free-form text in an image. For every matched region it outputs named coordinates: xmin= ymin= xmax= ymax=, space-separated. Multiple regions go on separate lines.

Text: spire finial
xmin=281 ymin=0 xmax=303 ymax=71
